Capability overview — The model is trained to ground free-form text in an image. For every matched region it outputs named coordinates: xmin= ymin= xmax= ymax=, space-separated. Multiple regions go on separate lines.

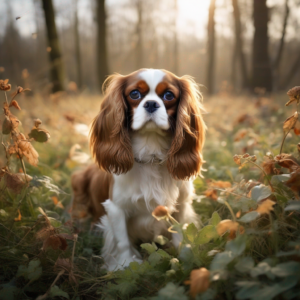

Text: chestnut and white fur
xmin=80 ymin=69 xmax=205 ymax=271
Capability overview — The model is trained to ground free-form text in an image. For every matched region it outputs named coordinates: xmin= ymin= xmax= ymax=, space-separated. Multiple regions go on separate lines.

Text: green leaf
xmin=210 ymin=211 xmax=221 ymax=226
xmin=151 ymin=282 xmax=188 ymax=300
xmin=238 ymin=211 xmax=260 ymax=223
xmin=197 ymin=288 xmax=216 ymax=300
xmin=157 ymin=249 xmax=171 ymax=259
xmin=49 ymin=285 xmax=69 ymax=299
xmin=154 ymin=235 xmax=169 ymax=245
xmin=271 ymin=174 xmax=290 ymax=184
xmin=141 ymin=243 xmax=157 ymax=254
xmin=271 ymin=261 xmax=300 ymax=277
xmin=235 ymin=257 xmax=254 ymax=273
xmin=225 ymin=235 xmax=247 ymax=256
xmin=185 ymin=223 xmax=198 ymax=242
xmin=27 ymin=259 xmax=42 ymax=282
xmin=0 ymin=286 xmax=20 ymax=300
xmin=250 ymin=276 xmax=298 ymax=300
xmin=195 ymin=225 xmax=218 ymax=245
xmin=285 ymin=201 xmax=300 ymax=211
xmin=250 ymin=262 xmax=271 ymax=277
xmin=148 ymin=252 xmax=162 ymax=266
xmin=210 ymin=251 xmax=235 ymax=271
xmin=235 ymin=281 xmax=260 ymax=299
xmin=250 ymin=184 xmax=272 ymax=202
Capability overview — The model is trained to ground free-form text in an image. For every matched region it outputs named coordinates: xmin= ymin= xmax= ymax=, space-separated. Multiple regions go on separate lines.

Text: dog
xmin=71 ymin=69 xmax=206 ymax=270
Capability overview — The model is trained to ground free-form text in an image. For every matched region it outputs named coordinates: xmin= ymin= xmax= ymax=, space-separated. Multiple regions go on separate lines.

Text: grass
xmin=0 ymin=85 xmax=300 ymax=300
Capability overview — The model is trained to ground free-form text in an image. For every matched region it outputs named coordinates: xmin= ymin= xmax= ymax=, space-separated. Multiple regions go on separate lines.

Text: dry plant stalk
xmin=1 ymin=80 xmax=50 ymax=187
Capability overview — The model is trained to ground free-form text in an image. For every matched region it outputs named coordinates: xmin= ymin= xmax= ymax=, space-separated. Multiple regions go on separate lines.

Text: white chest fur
xmin=112 ymin=128 xmax=179 ymax=215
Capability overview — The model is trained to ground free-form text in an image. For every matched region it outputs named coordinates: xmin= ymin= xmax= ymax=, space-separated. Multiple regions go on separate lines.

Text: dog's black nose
xmin=143 ymin=101 xmax=160 ymax=113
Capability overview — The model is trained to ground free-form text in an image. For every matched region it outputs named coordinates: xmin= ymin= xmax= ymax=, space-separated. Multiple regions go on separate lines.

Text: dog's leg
xmin=101 ymin=199 xmax=142 ymax=270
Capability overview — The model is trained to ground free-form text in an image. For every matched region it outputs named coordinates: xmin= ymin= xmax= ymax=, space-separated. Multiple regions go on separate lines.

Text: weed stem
xmin=224 ymin=200 xmax=236 ymax=222
xmin=247 ymin=160 xmax=274 ymax=190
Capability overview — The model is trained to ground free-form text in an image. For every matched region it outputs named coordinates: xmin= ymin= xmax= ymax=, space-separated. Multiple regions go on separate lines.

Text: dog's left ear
xmin=167 ymin=75 xmax=206 ymax=180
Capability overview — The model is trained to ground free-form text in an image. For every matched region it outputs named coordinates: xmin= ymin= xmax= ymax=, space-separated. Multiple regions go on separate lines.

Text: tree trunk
xmin=281 ymin=52 xmax=300 ymax=89
xmin=136 ymin=0 xmax=143 ymax=69
xmin=74 ymin=0 xmax=82 ymax=90
xmin=252 ymin=0 xmax=272 ymax=92
xmin=96 ymin=0 xmax=109 ymax=91
xmin=41 ymin=0 xmax=64 ymax=92
xmin=232 ymin=0 xmax=248 ymax=90
xmin=173 ymin=0 xmax=178 ymax=75
xmin=273 ymin=0 xmax=290 ymax=90
xmin=206 ymin=0 xmax=216 ymax=95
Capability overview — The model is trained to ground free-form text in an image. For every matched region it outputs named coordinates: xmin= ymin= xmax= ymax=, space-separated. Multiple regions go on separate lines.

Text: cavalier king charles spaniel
xmin=71 ymin=69 xmax=206 ymax=271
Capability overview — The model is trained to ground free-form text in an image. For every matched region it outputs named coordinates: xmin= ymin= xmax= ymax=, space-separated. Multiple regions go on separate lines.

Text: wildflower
xmin=186 ymin=268 xmax=210 ymax=298
xmin=0 ymin=79 xmax=11 ymax=91
xmin=18 ymin=140 xmax=39 ymax=166
xmin=256 ymin=199 xmax=276 ymax=214
xmin=286 ymin=86 xmax=300 ymax=106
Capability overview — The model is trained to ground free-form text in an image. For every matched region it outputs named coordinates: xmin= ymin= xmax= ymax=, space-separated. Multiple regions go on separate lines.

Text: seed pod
xmin=28 ymin=127 xmax=50 ymax=143
xmin=2 ymin=116 xmax=12 ymax=134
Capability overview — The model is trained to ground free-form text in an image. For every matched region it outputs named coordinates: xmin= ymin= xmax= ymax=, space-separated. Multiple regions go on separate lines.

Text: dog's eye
xmin=163 ymin=91 xmax=175 ymax=101
xmin=129 ymin=90 xmax=142 ymax=100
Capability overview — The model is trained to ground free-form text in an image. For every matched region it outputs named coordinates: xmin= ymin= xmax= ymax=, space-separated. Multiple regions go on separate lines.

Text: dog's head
xmin=90 ymin=69 xmax=206 ymax=180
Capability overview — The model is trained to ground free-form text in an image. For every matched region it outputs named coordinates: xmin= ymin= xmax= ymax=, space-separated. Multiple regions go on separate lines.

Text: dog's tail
xmin=71 ymin=165 xmax=97 ymax=220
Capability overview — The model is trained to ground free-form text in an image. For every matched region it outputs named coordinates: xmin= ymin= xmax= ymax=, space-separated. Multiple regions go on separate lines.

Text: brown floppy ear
xmin=167 ymin=75 xmax=206 ymax=180
xmin=90 ymin=74 xmax=133 ymax=174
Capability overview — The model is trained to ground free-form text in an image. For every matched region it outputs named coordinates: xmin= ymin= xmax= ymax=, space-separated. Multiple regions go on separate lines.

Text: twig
xmin=35 ymin=270 xmax=65 ymax=300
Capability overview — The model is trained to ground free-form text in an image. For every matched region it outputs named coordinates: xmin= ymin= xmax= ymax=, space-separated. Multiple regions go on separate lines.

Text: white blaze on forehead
xmin=138 ymin=69 xmax=165 ymax=91
xmin=132 ymin=69 xmax=169 ymax=131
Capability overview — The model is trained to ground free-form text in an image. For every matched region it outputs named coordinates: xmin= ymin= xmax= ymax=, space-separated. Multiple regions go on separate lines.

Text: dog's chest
xmin=112 ymin=131 xmax=179 ymax=214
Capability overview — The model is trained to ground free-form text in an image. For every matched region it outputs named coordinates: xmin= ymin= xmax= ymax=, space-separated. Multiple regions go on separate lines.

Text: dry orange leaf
xmin=0 ymin=79 xmax=11 ymax=91
xmin=14 ymin=209 xmax=21 ymax=221
xmin=205 ymin=188 xmax=218 ymax=201
xmin=236 ymin=210 xmax=241 ymax=218
xmin=52 ymin=196 xmax=64 ymax=209
xmin=256 ymin=199 xmax=276 ymax=214
xmin=209 ymin=181 xmax=231 ymax=189
xmin=216 ymin=219 xmax=244 ymax=240
xmin=283 ymin=112 xmax=298 ymax=134
xmin=286 ymin=168 xmax=300 ymax=195
xmin=9 ymin=100 xmax=21 ymax=110
xmin=186 ymin=268 xmax=210 ymax=298
xmin=286 ymin=86 xmax=300 ymax=106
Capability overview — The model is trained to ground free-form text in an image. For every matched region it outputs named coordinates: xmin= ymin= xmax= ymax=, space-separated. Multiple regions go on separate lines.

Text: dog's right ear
xmin=90 ymin=74 xmax=134 ymax=174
